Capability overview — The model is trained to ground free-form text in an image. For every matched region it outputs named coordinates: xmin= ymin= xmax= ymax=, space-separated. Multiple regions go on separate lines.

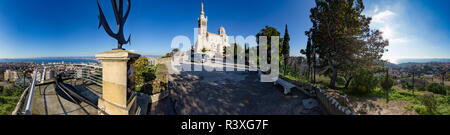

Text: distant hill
xmin=385 ymin=62 xmax=401 ymax=69
xmin=394 ymin=58 xmax=450 ymax=64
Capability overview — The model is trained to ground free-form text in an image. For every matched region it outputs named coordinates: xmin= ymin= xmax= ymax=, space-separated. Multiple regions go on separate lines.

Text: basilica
xmin=194 ymin=3 xmax=231 ymax=55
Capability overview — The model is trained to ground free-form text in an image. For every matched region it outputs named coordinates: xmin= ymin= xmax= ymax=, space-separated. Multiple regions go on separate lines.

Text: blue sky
xmin=0 ymin=0 xmax=449 ymax=63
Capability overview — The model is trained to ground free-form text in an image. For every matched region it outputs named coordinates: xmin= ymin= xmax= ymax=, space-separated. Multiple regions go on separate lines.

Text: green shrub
xmin=436 ymin=103 xmax=450 ymax=115
xmin=0 ymin=103 xmax=16 ymax=115
xmin=413 ymin=105 xmax=431 ymax=115
xmin=401 ymin=82 xmax=414 ymax=90
xmin=351 ymin=69 xmax=378 ymax=94
xmin=136 ymin=64 xmax=168 ymax=95
xmin=336 ymin=76 xmax=346 ymax=86
xmin=0 ymin=97 xmax=6 ymax=104
xmin=425 ymin=83 xmax=445 ymax=95
xmin=381 ymin=73 xmax=394 ymax=103
xmin=2 ymin=88 xmax=13 ymax=96
xmin=422 ymin=93 xmax=437 ymax=113
xmin=135 ymin=57 xmax=153 ymax=87
xmin=446 ymin=96 xmax=450 ymax=104
xmin=138 ymin=84 xmax=153 ymax=94
xmin=0 ymin=94 xmax=20 ymax=115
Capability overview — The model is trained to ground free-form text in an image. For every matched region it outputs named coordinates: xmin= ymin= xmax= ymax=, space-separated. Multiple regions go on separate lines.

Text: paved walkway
xmin=31 ymin=80 xmax=98 ymax=115
xmin=149 ymin=58 xmax=324 ymax=115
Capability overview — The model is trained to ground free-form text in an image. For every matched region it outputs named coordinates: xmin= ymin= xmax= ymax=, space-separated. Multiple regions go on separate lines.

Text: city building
xmin=4 ymin=70 xmax=19 ymax=82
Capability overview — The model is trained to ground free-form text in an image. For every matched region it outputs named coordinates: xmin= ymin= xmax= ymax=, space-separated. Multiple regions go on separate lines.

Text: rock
xmin=152 ymin=88 xmax=162 ymax=94
xmin=302 ymin=98 xmax=318 ymax=109
xmin=345 ymin=109 xmax=352 ymax=115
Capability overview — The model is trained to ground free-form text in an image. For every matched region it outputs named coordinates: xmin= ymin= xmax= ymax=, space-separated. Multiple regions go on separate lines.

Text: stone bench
xmin=274 ymin=78 xmax=296 ymax=95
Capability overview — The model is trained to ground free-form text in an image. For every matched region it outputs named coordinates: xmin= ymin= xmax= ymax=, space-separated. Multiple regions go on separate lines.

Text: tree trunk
xmin=309 ymin=66 xmax=312 ymax=82
xmin=386 ymin=91 xmax=389 ymax=103
xmin=443 ymin=72 xmax=446 ymax=95
xmin=306 ymin=66 xmax=310 ymax=81
xmin=313 ymin=51 xmax=316 ymax=84
xmin=330 ymin=68 xmax=337 ymax=89
xmin=412 ymin=72 xmax=415 ymax=95
xmin=344 ymin=76 xmax=353 ymax=89
xmin=313 ymin=62 xmax=316 ymax=84
xmin=327 ymin=56 xmax=337 ymax=89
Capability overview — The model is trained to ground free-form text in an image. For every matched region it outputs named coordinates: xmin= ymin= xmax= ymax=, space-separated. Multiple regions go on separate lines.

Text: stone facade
xmin=194 ymin=3 xmax=230 ymax=55
xmin=95 ymin=49 xmax=140 ymax=115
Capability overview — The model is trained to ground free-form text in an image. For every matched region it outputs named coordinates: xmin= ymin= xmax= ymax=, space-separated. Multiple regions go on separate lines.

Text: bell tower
xmin=198 ymin=2 xmax=208 ymax=36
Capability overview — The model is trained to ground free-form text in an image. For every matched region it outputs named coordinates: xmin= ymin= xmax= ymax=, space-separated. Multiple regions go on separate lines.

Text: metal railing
xmin=24 ymin=68 xmax=39 ymax=115
xmin=12 ymin=65 xmax=103 ymax=115
xmin=64 ymin=66 xmax=103 ymax=87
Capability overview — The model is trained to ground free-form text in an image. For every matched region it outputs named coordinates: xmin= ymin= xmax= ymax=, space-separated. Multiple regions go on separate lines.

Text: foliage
xmin=201 ymin=47 xmax=207 ymax=53
xmin=0 ymin=87 xmax=22 ymax=115
xmin=282 ymin=24 xmax=290 ymax=75
xmin=401 ymin=82 xmax=414 ymax=90
xmin=224 ymin=43 xmax=244 ymax=61
xmin=162 ymin=48 xmax=180 ymax=58
xmin=172 ymin=48 xmax=180 ymax=53
xmin=306 ymin=0 xmax=388 ymax=88
xmin=2 ymin=88 xmax=13 ymax=96
xmin=137 ymin=64 xmax=168 ymax=95
xmin=421 ymin=93 xmax=437 ymax=113
xmin=135 ymin=57 xmax=152 ymax=87
xmin=301 ymin=33 xmax=316 ymax=83
xmin=381 ymin=70 xmax=394 ymax=103
xmin=153 ymin=64 xmax=168 ymax=83
xmin=350 ymin=69 xmax=378 ymax=94
xmin=256 ymin=26 xmax=282 ymax=64
xmin=425 ymin=83 xmax=446 ymax=95
xmin=223 ymin=46 xmax=227 ymax=57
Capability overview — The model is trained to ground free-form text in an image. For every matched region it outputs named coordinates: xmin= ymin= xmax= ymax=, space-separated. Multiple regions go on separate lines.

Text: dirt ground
xmin=0 ymin=81 xmax=14 ymax=89
xmin=350 ymin=96 xmax=418 ymax=115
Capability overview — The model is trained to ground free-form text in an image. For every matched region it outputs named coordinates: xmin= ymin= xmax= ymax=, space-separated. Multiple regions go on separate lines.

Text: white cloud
xmin=372 ymin=10 xmax=395 ymax=23
xmin=373 ymin=5 xmax=379 ymax=13
xmin=370 ymin=8 xmax=410 ymax=45
xmin=390 ymin=37 xmax=408 ymax=44
xmin=380 ymin=26 xmax=393 ymax=39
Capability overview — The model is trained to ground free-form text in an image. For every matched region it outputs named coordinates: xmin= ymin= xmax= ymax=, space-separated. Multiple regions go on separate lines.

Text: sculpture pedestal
xmin=95 ymin=49 xmax=140 ymax=115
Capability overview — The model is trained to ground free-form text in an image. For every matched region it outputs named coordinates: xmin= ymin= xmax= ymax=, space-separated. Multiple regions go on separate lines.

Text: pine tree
xmin=306 ymin=0 xmax=388 ymax=88
xmin=282 ymin=24 xmax=290 ymax=75
xmin=382 ymin=69 xmax=394 ymax=103
xmin=300 ymin=36 xmax=312 ymax=81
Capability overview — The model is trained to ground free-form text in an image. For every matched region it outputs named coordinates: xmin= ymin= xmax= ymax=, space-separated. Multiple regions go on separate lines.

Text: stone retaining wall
xmin=278 ymin=76 xmax=358 ymax=115
xmin=155 ymin=57 xmax=172 ymax=65
xmin=312 ymin=85 xmax=357 ymax=115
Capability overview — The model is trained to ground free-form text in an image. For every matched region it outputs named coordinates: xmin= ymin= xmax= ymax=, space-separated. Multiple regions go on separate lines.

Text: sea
xmin=0 ymin=58 xmax=99 ymax=64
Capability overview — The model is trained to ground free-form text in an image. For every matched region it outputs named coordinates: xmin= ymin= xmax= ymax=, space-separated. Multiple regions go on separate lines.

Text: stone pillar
xmin=95 ymin=49 xmax=140 ymax=115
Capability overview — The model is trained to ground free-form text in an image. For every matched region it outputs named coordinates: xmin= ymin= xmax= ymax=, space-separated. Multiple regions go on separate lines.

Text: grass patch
xmin=280 ymin=74 xmax=308 ymax=84
xmin=339 ymin=87 xmax=449 ymax=115
xmin=278 ymin=70 xmax=450 ymax=115
xmin=0 ymin=88 xmax=22 ymax=115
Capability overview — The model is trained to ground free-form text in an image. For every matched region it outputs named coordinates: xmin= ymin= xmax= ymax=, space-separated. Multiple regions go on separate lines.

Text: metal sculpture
xmin=97 ymin=0 xmax=131 ymax=50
